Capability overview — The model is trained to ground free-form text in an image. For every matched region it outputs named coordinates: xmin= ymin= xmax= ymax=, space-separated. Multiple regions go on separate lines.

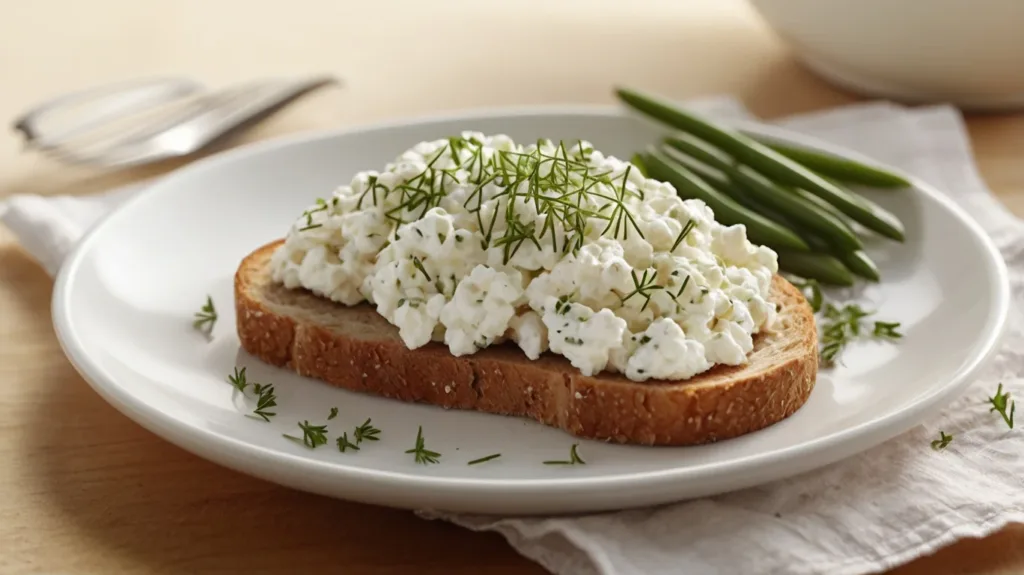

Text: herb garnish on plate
xmin=193 ymin=295 xmax=217 ymax=333
xmin=406 ymin=426 xmax=441 ymax=465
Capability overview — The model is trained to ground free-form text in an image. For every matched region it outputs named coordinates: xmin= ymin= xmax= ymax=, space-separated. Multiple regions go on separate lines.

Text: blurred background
xmin=2 ymin=0 xmax=1021 ymax=202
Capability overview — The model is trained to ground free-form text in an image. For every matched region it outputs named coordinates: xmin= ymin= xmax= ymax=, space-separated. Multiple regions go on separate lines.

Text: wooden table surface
xmin=2 ymin=1 xmax=1024 ymax=573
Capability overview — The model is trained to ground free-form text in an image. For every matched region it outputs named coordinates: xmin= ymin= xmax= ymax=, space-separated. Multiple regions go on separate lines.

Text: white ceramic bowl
xmin=747 ymin=0 xmax=1024 ymax=110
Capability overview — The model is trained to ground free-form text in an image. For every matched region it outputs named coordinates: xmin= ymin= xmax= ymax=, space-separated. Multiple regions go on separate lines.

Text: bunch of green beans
xmin=616 ymin=86 xmax=909 ymax=286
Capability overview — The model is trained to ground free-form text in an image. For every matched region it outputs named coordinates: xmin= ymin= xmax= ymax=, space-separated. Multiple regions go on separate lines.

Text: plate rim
xmin=50 ymin=104 xmax=1012 ymax=502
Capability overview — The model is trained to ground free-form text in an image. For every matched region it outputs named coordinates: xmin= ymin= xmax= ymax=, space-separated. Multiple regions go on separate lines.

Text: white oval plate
xmin=52 ymin=107 xmax=1009 ymax=515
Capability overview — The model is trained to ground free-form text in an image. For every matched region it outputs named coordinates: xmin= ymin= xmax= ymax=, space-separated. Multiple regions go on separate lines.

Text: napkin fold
xmin=5 ymin=98 xmax=1024 ymax=575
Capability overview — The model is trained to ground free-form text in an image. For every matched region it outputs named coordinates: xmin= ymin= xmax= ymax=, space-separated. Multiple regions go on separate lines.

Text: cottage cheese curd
xmin=269 ymin=133 xmax=778 ymax=382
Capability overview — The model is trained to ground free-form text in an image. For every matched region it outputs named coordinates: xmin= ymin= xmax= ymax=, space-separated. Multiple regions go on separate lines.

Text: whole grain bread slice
xmin=235 ymin=240 xmax=818 ymax=446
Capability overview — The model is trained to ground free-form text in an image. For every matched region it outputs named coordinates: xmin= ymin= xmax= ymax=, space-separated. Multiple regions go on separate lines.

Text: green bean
xmin=799 ymin=231 xmax=881 ymax=282
xmin=661 ymin=131 xmax=733 ymax=171
xmin=647 ymin=141 xmax=870 ymax=284
xmin=663 ymin=139 xmax=862 ymax=252
xmin=731 ymin=184 xmax=802 ymax=230
xmin=630 ymin=153 xmax=649 ymax=177
xmin=744 ymin=136 xmax=911 ymax=188
xmin=775 ymin=251 xmax=855 ymax=286
xmin=789 ymin=185 xmax=850 ymax=223
xmin=642 ymin=147 xmax=810 ymax=252
xmin=662 ymin=135 xmax=864 ymax=239
xmin=734 ymin=193 xmax=880 ymax=282
xmin=839 ymin=250 xmax=881 ymax=282
xmin=657 ymin=147 xmax=745 ymax=202
xmin=615 ymin=86 xmax=906 ymax=241
xmin=655 ymin=138 xmax=803 ymax=224
xmin=732 ymin=165 xmax=863 ymax=251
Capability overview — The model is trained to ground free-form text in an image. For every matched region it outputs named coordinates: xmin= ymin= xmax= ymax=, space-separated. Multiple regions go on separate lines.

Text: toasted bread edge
xmin=235 ymin=240 xmax=818 ymax=446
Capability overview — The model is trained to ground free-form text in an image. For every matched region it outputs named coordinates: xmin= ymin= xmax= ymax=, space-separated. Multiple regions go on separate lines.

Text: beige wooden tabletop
xmin=2 ymin=1 xmax=1024 ymax=573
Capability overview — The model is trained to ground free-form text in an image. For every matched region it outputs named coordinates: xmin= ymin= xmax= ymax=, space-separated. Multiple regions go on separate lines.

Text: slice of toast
xmin=235 ymin=240 xmax=818 ymax=446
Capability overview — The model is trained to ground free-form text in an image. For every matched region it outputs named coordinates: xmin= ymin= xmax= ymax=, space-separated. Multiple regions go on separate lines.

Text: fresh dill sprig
xmin=543 ymin=443 xmax=586 ymax=465
xmin=193 ymin=295 xmax=217 ymax=333
xmin=621 ymin=269 xmax=664 ymax=311
xmin=284 ymin=420 xmax=329 ymax=449
xmin=336 ymin=432 xmax=360 ymax=453
xmin=601 ymin=165 xmax=644 ymax=241
xmin=405 ymin=426 xmax=441 ymax=465
xmin=988 ymin=383 xmax=1015 ymax=429
xmin=818 ymin=303 xmax=901 ymax=365
xmin=931 ymin=431 xmax=954 ymax=450
xmin=378 ymin=135 xmax=640 ymax=264
xmin=354 ymin=418 xmax=381 ymax=444
xmin=327 ymin=407 xmax=339 ymax=420
xmin=673 ymin=274 xmax=691 ymax=300
xmin=873 ymin=321 xmax=903 ymax=340
xmin=227 ymin=366 xmax=248 ymax=393
xmin=670 ymin=219 xmax=696 ymax=252
xmin=467 ymin=453 xmax=502 ymax=465
xmin=248 ymin=384 xmax=278 ymax=422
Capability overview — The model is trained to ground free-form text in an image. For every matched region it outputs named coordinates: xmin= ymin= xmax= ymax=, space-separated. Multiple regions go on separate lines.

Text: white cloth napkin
xmin=4 ymin=99 xmax=1024 ymax=575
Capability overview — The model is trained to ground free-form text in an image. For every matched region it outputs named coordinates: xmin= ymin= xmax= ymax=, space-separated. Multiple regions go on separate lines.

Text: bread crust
xmin=235 ymin=240 xmax=818 ymax=446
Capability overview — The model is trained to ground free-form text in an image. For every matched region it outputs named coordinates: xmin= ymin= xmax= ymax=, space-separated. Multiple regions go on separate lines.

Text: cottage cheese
xmin=269 ymin=133 xmax=778 ymax=382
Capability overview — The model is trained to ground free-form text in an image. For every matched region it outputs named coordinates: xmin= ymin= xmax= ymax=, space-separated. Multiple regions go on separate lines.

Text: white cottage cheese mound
xmin=270 ymin=133 xmax=778 ymax=382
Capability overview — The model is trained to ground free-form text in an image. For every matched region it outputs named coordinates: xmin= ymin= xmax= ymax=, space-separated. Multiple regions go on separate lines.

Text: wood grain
xmin=2 ymin=1 xmax=1023 ymax=573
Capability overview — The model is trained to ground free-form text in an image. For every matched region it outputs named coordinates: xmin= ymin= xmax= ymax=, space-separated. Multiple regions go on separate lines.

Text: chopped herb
xmin=354 ymin=418 xmax=381 ymax=444
xmin=670 ymin=219 xmax=696 ymax=252
xmin=305 ymin=136 xmax=655 ymax=266
xmin=639 ymin=335 xmax=652 ymax=345
xmin=564 ymin=337 xmax=584 ymax=345
xmin=248 ymin=384 xmax=278 ymax=422
xmin=193 ymin=295 xmax=218 ymax=333
xmin=819 ymin=303 xmax=901 ymax=365
xmin=328 ymin=407 xmax=339 ymax=420
xmin=283 ymin=420 xmax=328 ymax=449
xmin=411 ymin=256 xmax=432 ymax=281
xmin=298 ymin=223 xmax=323 ymax=232
xmin=673 ymin=275 xmax=691 ymax=300
xmin=873 ymin=321 xmax=903 ymax=340
xmin=621 ymin=268 xmax=664 ymax=311
xmin=336 ymin=432 xmax=360 ymax=453
xmin=467 ymin=453 xmax=502 ymax=465
xmin=554 ymin=295 xmax=573 ymax=315
xmin=227 ymin=366 xmax=248 ymax=393
xmin=543 ymin=443 xmax=586 ymax=465
xmin=601 ymin=165 xmax=644 ymax=241
xmin=405 ymin=426 xmax=441 ymax=465
xmin=988 ymin=383 xmax=1015 ymax=429
xmin=931 ymin=431 xmax=954 ymax=450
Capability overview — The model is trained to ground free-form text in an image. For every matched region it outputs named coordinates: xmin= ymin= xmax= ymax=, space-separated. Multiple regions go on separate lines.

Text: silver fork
xmin=12 ymin=74 xmax=340 ymax=169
